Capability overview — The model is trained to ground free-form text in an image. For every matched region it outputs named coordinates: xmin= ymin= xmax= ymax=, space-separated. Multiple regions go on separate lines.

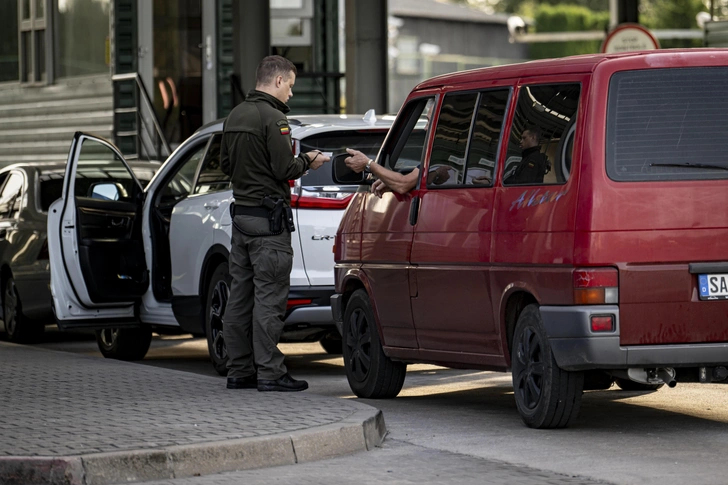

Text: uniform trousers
xmin=223 ymin=214 xmax=293 ymax=380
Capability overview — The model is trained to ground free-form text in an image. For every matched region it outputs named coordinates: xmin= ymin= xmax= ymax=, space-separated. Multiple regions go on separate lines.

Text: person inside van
xmin=504 ymin=124 xmax=550 ymax=185
xmin=344 ymin=148 xmax=450 ymax=197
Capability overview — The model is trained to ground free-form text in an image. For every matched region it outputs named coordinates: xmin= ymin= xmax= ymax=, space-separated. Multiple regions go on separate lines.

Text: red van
xmin=331 ymin=49 xmax=728 ymax=429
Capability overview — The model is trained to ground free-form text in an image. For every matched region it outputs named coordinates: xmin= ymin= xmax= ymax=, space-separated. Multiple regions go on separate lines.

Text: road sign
xmin=601 ymin=23 xmax=660 ymax=53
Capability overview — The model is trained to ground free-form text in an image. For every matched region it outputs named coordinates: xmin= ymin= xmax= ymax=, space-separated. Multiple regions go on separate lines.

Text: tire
xmin=320 ymin=332 xmax=343 ymax=354
xmin=205 ymin=262 xmax=231 ymax=376
xmin=614 ymin=377 xmax=664 ymax=392
xmin=4 ymin=275 xmax=44 ymax=343
xmin=95 ymin=327 xmax=152 ymax=361
xmin=343 ymin=289 xmax=406 ymax=398
xmin=511 ymin=304 xmax=584 ymax=429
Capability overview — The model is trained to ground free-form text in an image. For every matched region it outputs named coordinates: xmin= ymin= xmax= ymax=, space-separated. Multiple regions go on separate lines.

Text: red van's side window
xmin=428 ymin=93 xmax=477 ymax=187
xmin=465 ymin=89 xmax=511 ymax=186
xmin=426 ymin=89 xmax=511 ymax=189
xmin=381 ymin=97 xmax=435 ymax=175
xmin=502 ymin=83 xmax=580 ymax=186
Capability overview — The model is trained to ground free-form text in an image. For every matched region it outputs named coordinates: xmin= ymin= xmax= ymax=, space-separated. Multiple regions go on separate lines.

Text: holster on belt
xmin=231 ymin=197 xmax=295 ymax=235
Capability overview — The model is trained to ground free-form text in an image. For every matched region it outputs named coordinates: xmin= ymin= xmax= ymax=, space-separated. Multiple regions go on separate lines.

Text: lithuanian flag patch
xmin=279 ymin=126 xmax=290 ymax=135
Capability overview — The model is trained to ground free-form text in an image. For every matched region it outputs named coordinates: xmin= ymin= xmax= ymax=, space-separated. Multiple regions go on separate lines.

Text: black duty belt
xmin=232 ymin=205 xmax=270 ymax=218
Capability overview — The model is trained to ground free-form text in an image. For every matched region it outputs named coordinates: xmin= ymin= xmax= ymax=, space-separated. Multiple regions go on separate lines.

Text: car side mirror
xmin=331 ymin=153 xmax=368 ymax=184
xmin=90 ymin=182 xmax=123 ymax=201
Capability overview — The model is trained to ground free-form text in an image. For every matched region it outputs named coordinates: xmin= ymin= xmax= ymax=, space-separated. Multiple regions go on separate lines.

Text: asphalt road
xmin=23 ymin=328 xmax=728 ymax=485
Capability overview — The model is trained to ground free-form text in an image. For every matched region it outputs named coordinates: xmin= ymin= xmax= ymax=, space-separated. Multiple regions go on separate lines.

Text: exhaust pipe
xmin=627 ymin=367 xmax=676 ymax=387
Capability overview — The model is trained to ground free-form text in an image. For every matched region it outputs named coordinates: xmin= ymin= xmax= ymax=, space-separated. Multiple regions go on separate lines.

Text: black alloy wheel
xmin=206 ymin=262 xmax=231 ymax=376
xmin=342 ymin=289 xmax=406 ymax=399
xmin=4 ymin=275 xmax=43 ymax=343
xmin=511 ymin=304 xmax=584 ymax=429
xmin=513 ymin=324 xmax=545 ymax=411
xmin=346 ymin=306 xmax=372 ymax=383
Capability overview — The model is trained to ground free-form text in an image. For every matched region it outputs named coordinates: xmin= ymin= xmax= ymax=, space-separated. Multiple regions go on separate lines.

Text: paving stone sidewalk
xmin=0 ymin=342 xmax=385 ymax=485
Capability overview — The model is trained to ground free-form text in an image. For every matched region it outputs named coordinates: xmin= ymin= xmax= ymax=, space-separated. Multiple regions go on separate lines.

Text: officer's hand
xmin=345 ymin=148 xmax=370 ymax=173
xmin=306 ymin=150 xmax=330 ymax=170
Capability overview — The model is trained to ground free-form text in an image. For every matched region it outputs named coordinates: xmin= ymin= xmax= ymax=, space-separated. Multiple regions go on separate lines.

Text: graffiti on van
xmin=510 ymin=188 xmax=568 ymax=211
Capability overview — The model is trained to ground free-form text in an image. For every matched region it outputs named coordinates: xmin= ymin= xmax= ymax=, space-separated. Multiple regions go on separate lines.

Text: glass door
xmin=153 ymin=0 xmax=203 ymax=146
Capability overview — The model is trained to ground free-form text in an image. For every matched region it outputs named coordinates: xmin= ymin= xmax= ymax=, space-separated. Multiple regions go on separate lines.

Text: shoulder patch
xmin=279 ymin=126 xmax=291 ymax=135
xmin=276 ymin=119 xmax=289 ymax=127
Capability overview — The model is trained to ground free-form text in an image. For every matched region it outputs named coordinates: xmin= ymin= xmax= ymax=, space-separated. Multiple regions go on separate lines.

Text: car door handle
xmin=204 ymin=204 xmax=219 ymax=211
xmin=110 ymin=217 xmax=127 ymax=227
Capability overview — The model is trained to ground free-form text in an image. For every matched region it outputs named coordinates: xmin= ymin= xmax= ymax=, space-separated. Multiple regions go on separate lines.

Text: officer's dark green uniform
xmin=220 ymin=90 xmax=312 ymax=383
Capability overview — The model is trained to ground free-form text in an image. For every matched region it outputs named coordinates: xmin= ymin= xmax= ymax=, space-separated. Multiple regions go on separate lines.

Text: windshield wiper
xmin=650 ymin=162 xmax=728 ymax=172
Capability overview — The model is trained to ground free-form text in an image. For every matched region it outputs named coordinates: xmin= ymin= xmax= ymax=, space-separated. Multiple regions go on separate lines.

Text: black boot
xmin=257 ymin=373 xmax=308 ymax=392
xmin=227 ymin=374 xmax=258 ymax=389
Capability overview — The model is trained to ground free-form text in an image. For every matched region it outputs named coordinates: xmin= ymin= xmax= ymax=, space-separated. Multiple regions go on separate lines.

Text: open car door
xmin=48 ymin=132 xmax=149 ymax=328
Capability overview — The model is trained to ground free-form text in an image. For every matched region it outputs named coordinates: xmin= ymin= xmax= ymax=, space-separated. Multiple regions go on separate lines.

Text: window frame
xmin=18 ymin=0 xmax=52 ymax=85
xmin=191 ymin=133 xmax=230 ymax=196
xmin=0 ymin=170 xmax=26 ymax=220
xmin=155 ymin=138 xmax=210 ymax=208
xmin=500 ymin=81 xmax=582 ymax=188
xmin=425 ymin=87 xmax=513 ymax=190
xmin=378 ymin=94 xmax=438 ymax=177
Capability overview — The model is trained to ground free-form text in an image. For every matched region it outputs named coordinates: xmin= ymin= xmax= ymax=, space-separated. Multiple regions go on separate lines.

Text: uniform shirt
xmin=507 ymin=146 xmax=549 ymax=185
xmin=221 ymin=90 xmax=312 ymax=207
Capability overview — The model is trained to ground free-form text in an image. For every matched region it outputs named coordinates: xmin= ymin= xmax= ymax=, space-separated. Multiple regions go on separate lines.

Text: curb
xmin=0 ymin=408 xmax=386 ymax=485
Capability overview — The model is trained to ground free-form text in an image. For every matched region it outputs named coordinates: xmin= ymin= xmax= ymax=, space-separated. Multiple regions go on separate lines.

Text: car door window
xmin=465 ymin=89 xmax=511 ymax=186
xmin=502 ymin=83 xmax=581 ymax=186
xmin=159 ymin=141 xmax=208 ymax=205
xmin=427 ymin=93 xmax=477 ymax=187
xmin=0 ymin=173 xmax=23 ymax=220
xmin=193 ymin=134 xmax=229 ymax=195
xmin=382 ymin=97 xmax=435 ymax=173
xmin=74 ymin=139 xmax=142 ymax=203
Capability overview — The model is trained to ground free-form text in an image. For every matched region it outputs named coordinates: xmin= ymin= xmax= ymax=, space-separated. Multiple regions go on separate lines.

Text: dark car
xmin=0 ymin=160 xmax=159 ymax=343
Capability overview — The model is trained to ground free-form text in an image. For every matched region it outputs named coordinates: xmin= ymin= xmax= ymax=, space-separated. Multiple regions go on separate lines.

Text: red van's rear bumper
xmin=540 ymin=306 xmax=728 ymax=371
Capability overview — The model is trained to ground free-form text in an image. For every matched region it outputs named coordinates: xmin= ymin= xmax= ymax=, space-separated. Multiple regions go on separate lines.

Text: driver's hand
xmin=345 ymin=148 xmax=370 ymax=173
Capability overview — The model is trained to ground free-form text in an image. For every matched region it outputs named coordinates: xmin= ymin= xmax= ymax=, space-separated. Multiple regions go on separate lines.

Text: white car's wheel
xmin=205 ymin=262 xmax=230 ymax=376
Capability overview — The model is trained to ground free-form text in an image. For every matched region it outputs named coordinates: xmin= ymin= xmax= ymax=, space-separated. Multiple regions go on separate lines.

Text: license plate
xmin=698 ymin=274 xmax=728 ymax=300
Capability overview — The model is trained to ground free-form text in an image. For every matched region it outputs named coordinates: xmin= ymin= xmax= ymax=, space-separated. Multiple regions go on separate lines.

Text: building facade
xmin=0 ymin=0 xmax=524 ymax=165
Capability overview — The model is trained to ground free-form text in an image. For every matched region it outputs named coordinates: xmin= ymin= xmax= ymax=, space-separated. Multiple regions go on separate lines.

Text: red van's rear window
xmin=606 ymin=67 xmax=728 ymax=182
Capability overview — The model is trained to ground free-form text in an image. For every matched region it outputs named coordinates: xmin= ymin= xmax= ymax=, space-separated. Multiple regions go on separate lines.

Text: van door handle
xmin=204 ymin=204 xmax=219 ymax=211
xmin=409 ymin=196 xmax=420 ymax=226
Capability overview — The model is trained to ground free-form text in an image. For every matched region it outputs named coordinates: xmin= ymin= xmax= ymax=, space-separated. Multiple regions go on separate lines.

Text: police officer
xmin=220 ymin=55 xmax=329 ymax=391
xmin=505 ymin=124 xmax=550 ymax=185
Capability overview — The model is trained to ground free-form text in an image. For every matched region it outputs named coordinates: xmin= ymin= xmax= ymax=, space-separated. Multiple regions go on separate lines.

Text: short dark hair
xmin=256 ymin=55 xmax=297 ymax=86
xmin=523 ymin=124 xmax=542 ymax=141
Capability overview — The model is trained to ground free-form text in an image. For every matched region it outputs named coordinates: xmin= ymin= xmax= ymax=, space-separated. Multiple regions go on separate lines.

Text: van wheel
xmin=3 ymin=276 xmax=44 ymax=343
xmin=320 ymin=332 xmax=342 ymax=354
xmin=511 ymin=304 xmax=584 ymax=429
xmin=205 ymin=262 xmax=230 ymax=376
xmin=343 ymin=289 xmax=406 ymax=398
xmin=96 ymin=327 xmax=152 ymax=361
xmin=614 ymin=378 xmax=664 ymax=392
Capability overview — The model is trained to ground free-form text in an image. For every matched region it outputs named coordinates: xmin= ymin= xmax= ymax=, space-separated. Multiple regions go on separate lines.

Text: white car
xmin=48 ymin=112 xmax=393 ymax=374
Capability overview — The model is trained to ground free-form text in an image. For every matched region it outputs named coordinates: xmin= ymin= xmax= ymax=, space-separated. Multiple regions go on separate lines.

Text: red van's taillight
xmin=573 ymin=268 xmax=618 ymax=304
